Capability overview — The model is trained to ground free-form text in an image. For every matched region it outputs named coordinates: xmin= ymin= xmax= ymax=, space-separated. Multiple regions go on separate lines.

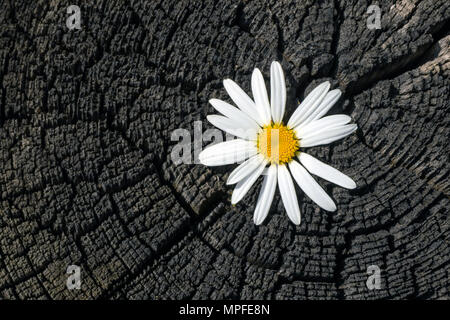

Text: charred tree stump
xmin=0 ymin=0 xmax=449 ymax=299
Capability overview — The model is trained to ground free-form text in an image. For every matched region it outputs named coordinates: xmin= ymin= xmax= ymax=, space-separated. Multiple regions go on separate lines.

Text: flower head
xmin=257 ymin=123 xmax=299 ymax=164
xmin=199 ymin=61 xmax=357 ymax=225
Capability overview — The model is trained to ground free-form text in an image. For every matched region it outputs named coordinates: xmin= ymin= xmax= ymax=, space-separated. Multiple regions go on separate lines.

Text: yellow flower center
xmin=256 ymin=123 xmax=299 ymax=164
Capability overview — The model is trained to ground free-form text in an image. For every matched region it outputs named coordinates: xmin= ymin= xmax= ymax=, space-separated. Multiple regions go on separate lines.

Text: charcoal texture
xmin=0 ymin=0 xmax=449 ymax=300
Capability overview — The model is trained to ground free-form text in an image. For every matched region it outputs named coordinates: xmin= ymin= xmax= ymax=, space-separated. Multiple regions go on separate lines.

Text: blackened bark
xmin=0 ymin=0 xmax=448 ymax=299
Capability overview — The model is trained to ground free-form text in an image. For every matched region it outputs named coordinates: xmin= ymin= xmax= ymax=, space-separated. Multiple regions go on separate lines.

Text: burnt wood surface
xmin=0 ymin=0 xmax=449 ymax=299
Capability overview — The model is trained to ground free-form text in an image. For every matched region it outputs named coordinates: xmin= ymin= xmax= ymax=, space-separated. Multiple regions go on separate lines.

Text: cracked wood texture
xmin=0 ymin=0 xmax=449 ymax=300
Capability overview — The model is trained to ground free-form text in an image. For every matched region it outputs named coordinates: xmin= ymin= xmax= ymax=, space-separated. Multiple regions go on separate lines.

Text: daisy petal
xmin=251 ymin=68 xmax=272 ymax=125
xmin=287 ymin=81 xmax=330 ymax=128
xmin=207 ymin=115 xmax=258 ymax=140
xmin=231 ymin=159 xmax=268 ymax=204
xmin=300 ymin=89 xmax=342 ymax=126
xmin=300 ymin=124 xmax=357 ymax=148
xmin=199 ymin=139 xmax=257 ymax=166
xmin=298 ymin=152 xmax=356 ymax=189
xmin=289 ymin=161 xmax=336 ymax=211
xmin=278 ymin=164 xmax=301 ymax=225
xmin=254 ymin=164 xmax=277 ymax=225
xmin=227 ymin=154 xmax=266 ymax=185
xmin=223 ymin=79 xmax=264 ymax=126
xmin=295 ymin=115 xmax=352 ymax=138
xmin=209 ymin=99 xmax=261 ymax=130
xmin=270 ymin=61 xmax=286 ymax=123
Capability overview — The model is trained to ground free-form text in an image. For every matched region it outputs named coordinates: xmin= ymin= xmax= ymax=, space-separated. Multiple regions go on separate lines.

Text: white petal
xmin=300 ymin=124 xmax=357 ymax=147
xmin=209 ymin=99 xmax=261 ymax=130
xmin=270 ymin=61 xmax=286 ymax=123
xmin=278 ymin=164 xmax=301 ymax=225
xmin=300 ymin=89 xmax=342 ymax=126
xmin=289 ymin=161 xmax=336 ymax=211
xmin=227 ymin=154 xmax=266 ymax=185
xmin=298 ymin=152 xmax=356 ymax=189
xmin=251 ymin=68 xmax=272 ymax=125
xmin=231 ymin=159 xmax=267 ymax=204
xmin=253 ymin=164 xmax=277 ymax=225
xmin=287 ymin=81 xmax=330 ymax=128
xmin=295 ymin=115 xmax=352 ymax=138
xmin=207 ymin=115 xmax=258 ymax=140
xmin=199 ymin=139 xmax=257 ymax=166
xmin=223 ymin=79 xmax=264 ymax=126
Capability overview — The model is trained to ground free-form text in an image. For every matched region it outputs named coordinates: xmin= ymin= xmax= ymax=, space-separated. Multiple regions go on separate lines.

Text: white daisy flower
xmin=199 ymin=61 xmax=357 ymax=225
